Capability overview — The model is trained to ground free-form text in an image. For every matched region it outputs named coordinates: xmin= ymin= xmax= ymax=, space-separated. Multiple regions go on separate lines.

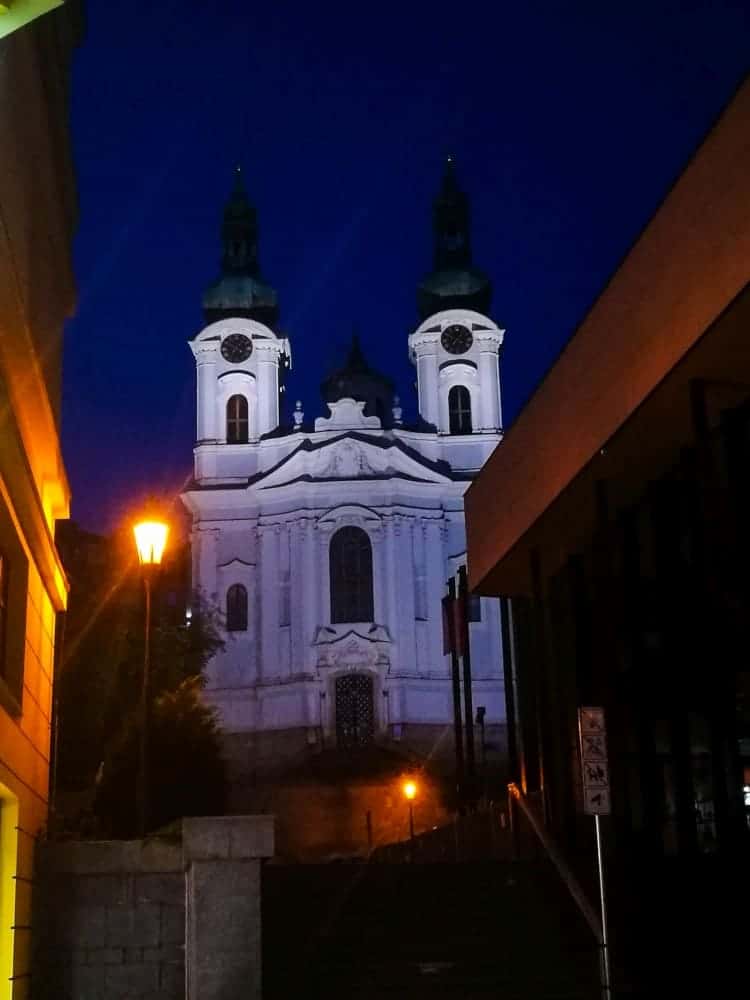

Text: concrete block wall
xmin=33 ymin=839 xmax=185 ymax=1000
xmin=32 ymin=817 xmax=274 ymax=1000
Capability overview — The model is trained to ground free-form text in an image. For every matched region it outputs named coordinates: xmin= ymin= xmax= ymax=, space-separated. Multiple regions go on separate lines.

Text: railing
xmin=507 ymin=783 xmax=602 ymax=941
xmin=508 ymin=782 xmax=611 ymax=999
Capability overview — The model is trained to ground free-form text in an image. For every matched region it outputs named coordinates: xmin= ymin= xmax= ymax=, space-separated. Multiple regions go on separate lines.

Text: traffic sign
xmin=578 ymin=706 xmax=611 ymax=815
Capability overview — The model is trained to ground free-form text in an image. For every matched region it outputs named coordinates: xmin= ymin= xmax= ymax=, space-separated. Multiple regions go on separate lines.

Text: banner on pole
xmin=578 ymin=706 xmax=611 ymax=815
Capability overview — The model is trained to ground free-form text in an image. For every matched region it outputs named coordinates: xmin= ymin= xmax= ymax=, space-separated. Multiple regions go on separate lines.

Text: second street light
xmin=133 ymin=512 xmax=169 ymax=838
xmin=403 ymin=779 xmax=417 ymax=859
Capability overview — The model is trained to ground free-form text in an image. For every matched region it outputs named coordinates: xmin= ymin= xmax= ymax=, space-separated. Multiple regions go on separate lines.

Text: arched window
xmin=329 ymin=526 xmax=374 ymax=624
xmin=448 ymin=385 xmax=472 ymax=435
xmin=226 ymin=583 xmax=248 ymax=631
xmin=226 ymin=394 xmax=249 ymax=444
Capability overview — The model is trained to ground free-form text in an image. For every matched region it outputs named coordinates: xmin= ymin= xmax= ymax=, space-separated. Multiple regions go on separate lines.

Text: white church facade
xmin=181 ymin=163 xmax=507 ymax=779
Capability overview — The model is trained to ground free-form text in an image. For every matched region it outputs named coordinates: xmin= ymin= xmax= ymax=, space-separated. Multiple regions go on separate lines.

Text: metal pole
xmin=447 ymin=579 xmax=465 ymax=810
xmin=138 ymin=575 xmax=151 ymax=839
xmin=457 ymin=567 xmax=476 ymax=803
xmin=409 ymin=801 xmax=414 ymax=842
xmin=594 ymin=815 xmax=612 ymax=1000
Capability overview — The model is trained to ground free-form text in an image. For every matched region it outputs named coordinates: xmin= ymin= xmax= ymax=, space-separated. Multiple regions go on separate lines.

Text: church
xmin=181 ymin=162 xmax=507 ymax=834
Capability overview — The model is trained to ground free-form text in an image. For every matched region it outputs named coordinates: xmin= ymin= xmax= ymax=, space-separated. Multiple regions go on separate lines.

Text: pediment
xmin=252 ymin=434 xmax=453 ymax=489
xmin=313 ymin=624 xmax=391 ymax=669
xmin=313 ymin=624 xmax=391 ymax=647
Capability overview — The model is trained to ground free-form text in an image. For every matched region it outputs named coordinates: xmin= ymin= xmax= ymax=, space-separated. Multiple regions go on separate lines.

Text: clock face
xmin=441 ymin=324 xmax=473 ymax=355
xmin=220 ymin=333 xmax=253 ymax=364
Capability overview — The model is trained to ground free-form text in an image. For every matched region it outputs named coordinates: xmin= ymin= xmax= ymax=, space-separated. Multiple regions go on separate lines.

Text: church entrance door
xmin=335 ymin=673 xmax=375 ymax=747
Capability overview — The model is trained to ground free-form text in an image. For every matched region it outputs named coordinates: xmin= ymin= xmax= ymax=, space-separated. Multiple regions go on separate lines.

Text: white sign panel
xmin=578 ymin=705 xmax=611 ymax=815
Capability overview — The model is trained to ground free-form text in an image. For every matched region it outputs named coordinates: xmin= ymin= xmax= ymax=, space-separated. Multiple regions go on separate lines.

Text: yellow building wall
xmin=0 ymin=546 xmax=61 ymax=1000
xmin=0 ymin=5 xmax=81 ymax=995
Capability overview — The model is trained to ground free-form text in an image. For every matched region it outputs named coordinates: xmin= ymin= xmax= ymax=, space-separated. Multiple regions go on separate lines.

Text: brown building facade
xmin=0 ymin=4 xmax=81 ymax=994
xmin=466 ymin=78 xmax=750 ymax=989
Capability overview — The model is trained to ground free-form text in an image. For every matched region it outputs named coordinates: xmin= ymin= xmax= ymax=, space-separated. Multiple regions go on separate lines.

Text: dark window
xmin=449 ymin=385 xmax=472 ymax=434
xmin=468 ymin=594 xmax=482 ymax=622
xmin=336 ymin=673 xmax=375 ymax=747
xmin=226 ymin=394 xmax=249 ymax=443
xmin=226 ymin=583 xmax=248 ymax=631
xmin=330 ymin=526 xmax=373 ymax=623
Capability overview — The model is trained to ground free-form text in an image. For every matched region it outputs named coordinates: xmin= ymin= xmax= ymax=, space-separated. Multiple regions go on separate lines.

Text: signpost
xmin=578 ymin=706 xmax=612 ymax=1000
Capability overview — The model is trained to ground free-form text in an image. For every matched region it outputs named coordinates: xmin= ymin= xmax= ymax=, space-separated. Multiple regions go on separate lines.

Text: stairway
xmin=263 ymin=860 xmax=602 ymax=998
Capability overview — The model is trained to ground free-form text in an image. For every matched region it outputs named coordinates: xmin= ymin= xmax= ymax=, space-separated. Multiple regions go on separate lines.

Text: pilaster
xmin=259 ymin=525 xmax=279 ymax=681
xmin=425 ymin=517 xmax=446 ymax=673
xmin=384 ymin=515 xmax=400 ymax=673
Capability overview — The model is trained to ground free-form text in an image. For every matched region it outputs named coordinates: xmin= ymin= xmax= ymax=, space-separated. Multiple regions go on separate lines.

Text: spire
xmin=343 ymin=333 xmax=371 ymax=375
xmin=416 ymin=158 xmax=492 ymax=320
xmin=433 ymin=155 xmax=471 ymax=270
xmin=220 ymin=166 xmax=259 ymax=276
xmin=202 ymin=168 xmax=279 ymax=327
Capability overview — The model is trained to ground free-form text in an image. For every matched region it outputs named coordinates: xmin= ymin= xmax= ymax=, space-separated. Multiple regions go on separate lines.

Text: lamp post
xmin=403 ymin=780 xmax=417 ymax=859
xmin=133 ymin=515 xmax=169 ymax=838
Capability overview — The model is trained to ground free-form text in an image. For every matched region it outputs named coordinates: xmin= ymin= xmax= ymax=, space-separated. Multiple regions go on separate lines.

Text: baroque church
xmin=181 ymin=162 xmax=507 ymax=835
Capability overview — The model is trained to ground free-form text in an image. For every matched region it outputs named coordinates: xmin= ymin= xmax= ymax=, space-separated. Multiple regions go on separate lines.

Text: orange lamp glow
xmin=133 ymin=519 xmax=169 ymax=567
xmin=403 ymin=780 xmax=417 ymax=801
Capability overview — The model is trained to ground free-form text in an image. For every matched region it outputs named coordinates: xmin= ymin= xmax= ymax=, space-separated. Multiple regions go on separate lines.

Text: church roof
xmin=322 ymin=336 xmax=394 ymax=390
xmin=320 ymin=335 xmax=394 ymax=423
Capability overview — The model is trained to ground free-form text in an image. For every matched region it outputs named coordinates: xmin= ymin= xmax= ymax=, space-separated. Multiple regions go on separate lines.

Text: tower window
xmin=226 ymin=394 xmax=249 ymax=443
xmin=330 ymin=526 xmax=374 ymax=624
xmin=226 ymin=583 xmax=248 ymax=632
xmin=449 ymin=385 xmax=472 ymax=434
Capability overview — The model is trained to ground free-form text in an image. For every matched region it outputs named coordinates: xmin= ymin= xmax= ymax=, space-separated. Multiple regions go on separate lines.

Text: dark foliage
xmin=94 ymin=677 xmax=226 ymax=838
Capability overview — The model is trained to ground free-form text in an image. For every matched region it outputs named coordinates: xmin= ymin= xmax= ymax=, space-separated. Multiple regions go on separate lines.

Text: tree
xmin=94 ymin=677 xmax=226 ymax=838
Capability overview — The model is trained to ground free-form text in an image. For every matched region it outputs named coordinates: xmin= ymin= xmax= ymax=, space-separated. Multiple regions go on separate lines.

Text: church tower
xmin=190 ymin=171 xmax=290 ymax=461
xmin=409 ymin=159 xmax=504 ymax=438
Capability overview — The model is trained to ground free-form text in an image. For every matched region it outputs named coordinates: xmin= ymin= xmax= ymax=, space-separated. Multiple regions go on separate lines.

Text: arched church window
xmin=449 ymin=385 xmax=472 ymax=435
xmin=226 ymin=583 xmax=248 ymax=632
xmin=226 ymin=394 xmax=249 ymax=443
xmin=329 ymin=526 xmax=374 ymax=624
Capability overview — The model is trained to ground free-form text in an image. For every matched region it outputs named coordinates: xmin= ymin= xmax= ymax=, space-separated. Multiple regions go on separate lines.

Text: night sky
xmin=63 ymin=1 xmax=749 ymax=533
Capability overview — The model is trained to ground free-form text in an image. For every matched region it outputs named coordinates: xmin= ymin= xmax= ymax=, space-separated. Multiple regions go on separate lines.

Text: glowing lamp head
xmin=403 ymin=780 xmax=417 ymax=801
xmin=133 ymin=519 xmax=169 ymax=567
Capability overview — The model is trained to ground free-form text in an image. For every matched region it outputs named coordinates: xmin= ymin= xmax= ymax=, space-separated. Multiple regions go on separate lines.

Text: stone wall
xmin=33 ymin=816 xmax=274 ymax=1000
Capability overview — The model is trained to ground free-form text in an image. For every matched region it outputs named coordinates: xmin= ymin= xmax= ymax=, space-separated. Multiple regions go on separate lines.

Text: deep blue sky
xmin=63 ymin=1 xmax=749 ymax=532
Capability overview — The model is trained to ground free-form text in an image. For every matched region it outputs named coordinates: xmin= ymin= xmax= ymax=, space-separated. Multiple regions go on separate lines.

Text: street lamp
xmin=133 ymin=514 xmax=169 ymax=837
xmin=403 ymin=779 xmax=417 ymax=850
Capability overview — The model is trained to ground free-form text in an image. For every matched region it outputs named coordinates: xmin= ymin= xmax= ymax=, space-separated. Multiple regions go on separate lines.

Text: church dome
xmin=202 ymin=273 xmax=278 ymax=324
xmin=417 ymin=266 xmax=492 ymax=318
xmin=321 ymin=336 xmax=394 ymax=426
